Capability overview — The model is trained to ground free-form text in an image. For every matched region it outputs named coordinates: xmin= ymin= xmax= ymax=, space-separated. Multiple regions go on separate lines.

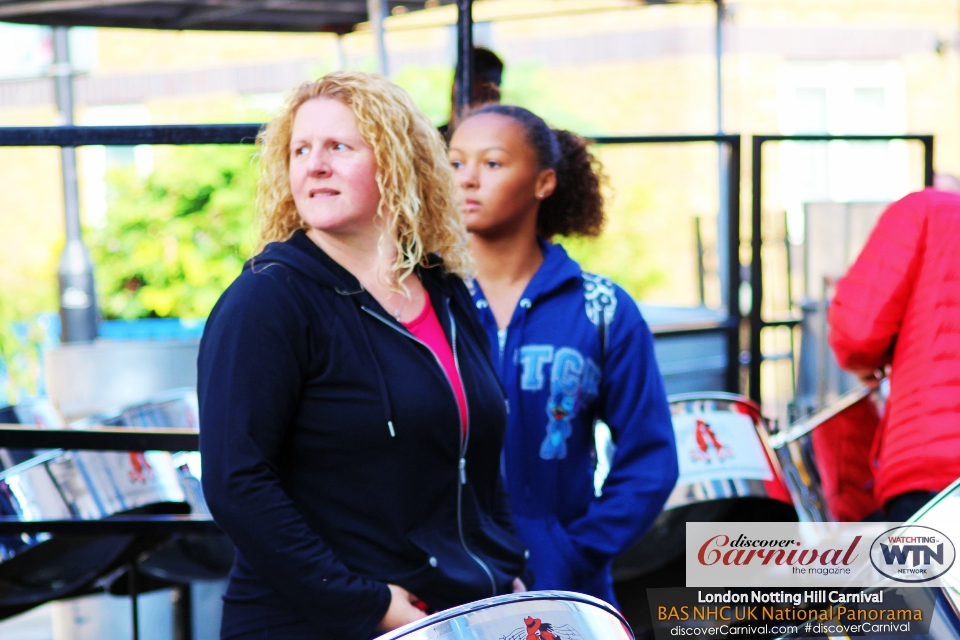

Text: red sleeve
xmin=827 ymin=191 xmax=926 ymax=373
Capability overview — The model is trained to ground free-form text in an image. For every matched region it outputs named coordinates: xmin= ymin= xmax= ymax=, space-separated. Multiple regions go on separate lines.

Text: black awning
xmin=0 ymin=0 xmax=453 ymax=34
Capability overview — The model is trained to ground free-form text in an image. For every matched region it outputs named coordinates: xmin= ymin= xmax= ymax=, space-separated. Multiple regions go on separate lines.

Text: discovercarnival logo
xmin=696 ymin=533 xmax=861 ymax=574
xmin=870 ymin=525 xmax=956 ymax=583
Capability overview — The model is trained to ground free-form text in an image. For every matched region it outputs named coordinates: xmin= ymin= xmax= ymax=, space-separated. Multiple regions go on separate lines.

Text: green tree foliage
xmin=0 ymin=294 xmax=44 ymax=404
xmin=558 ymin=183 xmax=665 ymax=299
xmin=89 ymin=145 xmax=258 ymax=320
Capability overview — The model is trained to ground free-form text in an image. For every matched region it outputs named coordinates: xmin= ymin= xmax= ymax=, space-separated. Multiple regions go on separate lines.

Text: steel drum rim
xmin=373 ymin=590 xmax=631 ymax=640
xmin=769 ymin=386 xmax=873 ymax=449
xmin=668 ymin=392 xmax=763 ymax=416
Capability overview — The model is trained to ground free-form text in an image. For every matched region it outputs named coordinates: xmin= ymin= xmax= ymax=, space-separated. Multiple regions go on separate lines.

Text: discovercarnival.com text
xmin=669 ymin=622 xmax=913 ymax=636
xmin=670 ymin=625 xmax=800 ymax=635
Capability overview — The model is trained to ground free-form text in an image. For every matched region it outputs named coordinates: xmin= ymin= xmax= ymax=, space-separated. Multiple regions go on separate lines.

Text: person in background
xmin=439 ymin=46 xmax=505 ymax=139
xmin=198 ymin=71 xmax=529 ymax=640
xmin=828 ymin=188 xmax=960 ymax=522
xmin=448 ymin=104 xmax=678 ymax=607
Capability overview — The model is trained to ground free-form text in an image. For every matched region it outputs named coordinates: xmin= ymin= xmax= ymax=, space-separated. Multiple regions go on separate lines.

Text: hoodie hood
xmin=250 ymin=229 xmax=363 ymax=292
xmin=252 ymin=229 xmax=454 ymax=300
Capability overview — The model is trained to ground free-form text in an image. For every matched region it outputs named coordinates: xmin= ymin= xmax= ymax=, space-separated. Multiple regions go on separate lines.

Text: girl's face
xmin=288 ymin=97 xmax=381 ymax=242
xmin=449 ymin=113 xmax=555 ymax=239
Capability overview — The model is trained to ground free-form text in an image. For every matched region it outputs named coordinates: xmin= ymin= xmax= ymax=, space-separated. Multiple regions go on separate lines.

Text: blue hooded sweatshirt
xmin=470 ymin=240 xmax=678 ymax=606
xmin=198 ymin=231 xmax=528 ymax=640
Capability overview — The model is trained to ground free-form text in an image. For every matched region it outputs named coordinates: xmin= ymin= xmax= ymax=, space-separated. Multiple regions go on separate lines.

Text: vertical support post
xmin=923 ymin=135 xmax=935 ymax=186
xmin=173 ymin=583 xmax=194 ymax=640
xmin=335 ymin=34 xmax=347 ymax=71
xmin=367 ymin=0 xmax=388 ymax=77
xmin=53 ymin=26 xmax=98 ymax=343
xmin=455 ymin=0 xmax=475 ymax=123
xmin=725 ymin=136 xmax=742 ymax=395
xmin=749 ymin=136 xmax=765 ymax=403
xmin=128 ymin=563 xmax=140 ymax=640
xmin=715 ymin=0 xmax=730 ymax=308
xmin=715 ymin=0 xmax=724 ymax=133
xmin=694 ymin=216 xmax=706 ymax=306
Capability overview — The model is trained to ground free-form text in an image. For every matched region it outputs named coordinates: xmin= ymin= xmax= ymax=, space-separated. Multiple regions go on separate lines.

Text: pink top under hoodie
xmin=402 ymin=294 xmax=468 ymax=436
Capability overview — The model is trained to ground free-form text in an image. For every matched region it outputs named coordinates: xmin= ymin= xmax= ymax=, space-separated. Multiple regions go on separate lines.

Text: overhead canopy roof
xmin=0 ymin=0 xmax=453 ymax=33
xmin=0 ymin=0 xmax=691 ymax=33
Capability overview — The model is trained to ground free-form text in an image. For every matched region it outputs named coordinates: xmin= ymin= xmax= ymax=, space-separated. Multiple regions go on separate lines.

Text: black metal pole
xmin=52 ymin=26 xmax=98 ymax=343
xmin=923 ymin=135 xmax=935 ymax=187
xmin=455 ymin=0 xmax=474 ymax=123
xmin=749 ymin=136 xmax=764 ymax=403
xmin=128 ymin=562 xmax=140 ymax=640
xmin=173 ymin=584 xmax=194 ymax=640
xmin=726 ymin=136 xmax=742 ymax=395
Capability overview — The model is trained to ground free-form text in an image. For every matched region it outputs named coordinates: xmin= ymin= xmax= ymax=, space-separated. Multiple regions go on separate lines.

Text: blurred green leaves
xmin=89 ymin=145 xmax=258 ymax=320
xmin=0 ymin=296 xmax=44 ymax=404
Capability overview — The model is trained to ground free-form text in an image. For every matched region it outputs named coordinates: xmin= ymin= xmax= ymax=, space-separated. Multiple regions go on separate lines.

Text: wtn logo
xmin=880 ymin=543 xmax=944 ymax=566
xmin=870 ymin=525 xmax=956 ymax=583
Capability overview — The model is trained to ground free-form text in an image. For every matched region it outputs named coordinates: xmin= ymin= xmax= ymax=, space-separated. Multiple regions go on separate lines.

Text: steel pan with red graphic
xmin=0 ymin=398 xmax=188 ymax=616
xmin=74 ymin=390 xmax=233 ymax=592
xmin=769 ymin=386 xmax=883 ymax=523
xmin=374 ymin=590 xmax=633 ymax=640
xmin=613 ymin=393 xmax=796 ymax=582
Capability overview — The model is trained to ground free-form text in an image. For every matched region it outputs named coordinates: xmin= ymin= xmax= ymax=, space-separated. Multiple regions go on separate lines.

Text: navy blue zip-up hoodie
xmin=470 ymin=240 xmax=678 ymax=606
xmin=198 ymin=230 xmax=528 ymax=640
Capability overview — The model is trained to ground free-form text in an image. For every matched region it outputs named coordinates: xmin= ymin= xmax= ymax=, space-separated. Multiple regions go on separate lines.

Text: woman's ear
xmin=535 ymin=168 xmax=557 ymax=200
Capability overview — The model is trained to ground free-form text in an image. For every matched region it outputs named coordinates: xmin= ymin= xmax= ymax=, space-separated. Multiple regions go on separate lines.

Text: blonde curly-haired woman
xmin=198 ymin=72 xmax=529 ymax=640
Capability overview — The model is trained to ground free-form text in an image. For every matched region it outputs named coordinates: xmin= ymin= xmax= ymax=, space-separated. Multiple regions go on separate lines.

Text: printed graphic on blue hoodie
xmin=470 ymin=240 xmax=679 ymax=606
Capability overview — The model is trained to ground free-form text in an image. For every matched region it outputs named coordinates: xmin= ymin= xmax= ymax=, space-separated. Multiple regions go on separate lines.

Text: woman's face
xmin=289 ymin=97 xmax=381 ymax=241
xmin=449 ymin=113 xmax=555 ymax=239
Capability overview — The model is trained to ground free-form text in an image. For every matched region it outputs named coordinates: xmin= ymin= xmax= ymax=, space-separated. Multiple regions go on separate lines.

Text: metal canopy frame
xmin=748 ymin=133 xmax=935 ymax=404
xmin=0 ymin=0 xmax=447 ymax=33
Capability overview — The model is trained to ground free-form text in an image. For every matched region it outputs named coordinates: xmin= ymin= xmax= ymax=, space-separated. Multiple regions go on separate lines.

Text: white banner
xmin=686 ymin=521 xmax=959 ymax=588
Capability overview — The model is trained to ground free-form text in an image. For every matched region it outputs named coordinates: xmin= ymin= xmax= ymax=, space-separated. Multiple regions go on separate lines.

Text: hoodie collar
xmin=522 ymin=237 xmax=583 ymax=305
xmin=252 ymin=229 xmax=452 ymax=298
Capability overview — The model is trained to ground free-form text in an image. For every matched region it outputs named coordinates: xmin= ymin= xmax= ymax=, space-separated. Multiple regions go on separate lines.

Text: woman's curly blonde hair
xmin=256 ymin=71 xmax=469 ymax=280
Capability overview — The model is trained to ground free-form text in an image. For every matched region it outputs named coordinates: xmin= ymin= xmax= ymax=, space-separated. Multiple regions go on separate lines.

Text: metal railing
xmin=1 ymin=126 xmax=746 ymax=394
xmin=748 ymin=133 xmax=935 ymax=403
xmin=592 ymin=134 xmax=742 ymax=393
xmin=0 ymin=424 xmax=209 ymax=640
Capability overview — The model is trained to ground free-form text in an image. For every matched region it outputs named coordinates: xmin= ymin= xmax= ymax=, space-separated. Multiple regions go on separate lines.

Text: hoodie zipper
xmin=447 ymin=301 xmax=497 ymax=596
xmin=362 ymin=303 xmax=498 ymax=596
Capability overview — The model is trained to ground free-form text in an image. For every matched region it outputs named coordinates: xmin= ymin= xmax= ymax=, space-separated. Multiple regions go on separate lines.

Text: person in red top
xmin=828 ymin=188 xmax=960 ymax=521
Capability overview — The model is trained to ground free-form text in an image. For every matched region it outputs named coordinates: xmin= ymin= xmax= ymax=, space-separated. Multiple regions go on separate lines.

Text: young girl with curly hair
xmin=198 ymin=73 xmax=529 ymax=640
xmin=449 ymin=105 xmax=678 ymax=607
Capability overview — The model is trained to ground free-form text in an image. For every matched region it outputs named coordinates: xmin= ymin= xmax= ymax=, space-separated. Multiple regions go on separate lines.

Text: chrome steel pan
xmin=375 ymin=590 xmax=633 ymax=640
xmin=614 ymin=393 xmax=796 ymax=582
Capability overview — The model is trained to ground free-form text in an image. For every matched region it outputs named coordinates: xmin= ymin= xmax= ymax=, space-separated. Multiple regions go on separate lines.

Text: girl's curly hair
xmin=464 ymin=104 xmax=605 ymax=238
xmin=256 ymin=71 xmax=470 ymax=280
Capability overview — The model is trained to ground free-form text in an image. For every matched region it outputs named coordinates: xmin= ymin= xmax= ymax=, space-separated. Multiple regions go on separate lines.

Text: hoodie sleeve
xmin=198 ymin=267 xmax=390 ymax=638
xmin=564 ymin=287 xmax=679 ymax=563
xmin=828 ymin=193 xmax=924 ymax=375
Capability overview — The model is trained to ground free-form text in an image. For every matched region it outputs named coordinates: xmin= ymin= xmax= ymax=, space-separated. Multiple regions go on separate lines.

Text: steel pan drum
xmin=375 ymin=591 xmax=633 ymax=640
xmin=0 ymin=399 xmax=188 ymax=615
xmin=75 ymin=389 xmax=233 ymax=591
xmin=614 ymin=393 xmax=796 ymax=582
xmin=770 ymin=386 xmax=882 ymax=522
